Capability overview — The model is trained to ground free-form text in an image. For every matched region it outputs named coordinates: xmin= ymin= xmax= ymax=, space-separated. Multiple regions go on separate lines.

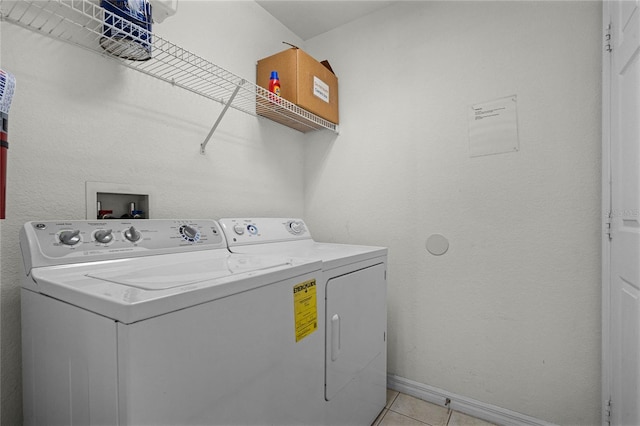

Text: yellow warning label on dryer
xmin=293 ymin=279 xmax=318 ymax=342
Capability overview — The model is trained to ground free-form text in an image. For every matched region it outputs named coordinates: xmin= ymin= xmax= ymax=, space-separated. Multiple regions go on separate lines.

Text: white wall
xmin=305 ymin=1 xmax=602 ymax=425
xmin=0 ymin=2 xmax=305 ymax=423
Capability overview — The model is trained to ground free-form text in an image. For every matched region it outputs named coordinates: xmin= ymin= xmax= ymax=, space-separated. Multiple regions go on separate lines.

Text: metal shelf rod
xmin=201 ymin=80 xmax=244 ymax=154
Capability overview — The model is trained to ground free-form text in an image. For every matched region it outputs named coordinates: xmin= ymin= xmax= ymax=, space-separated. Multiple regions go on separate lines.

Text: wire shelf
xmin=0 ymin=0 xmax=339 ymax=152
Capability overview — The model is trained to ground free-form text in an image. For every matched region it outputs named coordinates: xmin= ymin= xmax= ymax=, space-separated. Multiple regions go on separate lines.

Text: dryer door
xmin=325 ymin=262 xmax=386 ymax=401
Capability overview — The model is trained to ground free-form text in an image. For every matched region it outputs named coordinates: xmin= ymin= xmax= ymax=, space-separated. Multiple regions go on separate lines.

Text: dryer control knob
xmin=233 ymin=224 xmax=245 ymax=235
xmin=124 ymin=226 xmax=141 ymax=242
xmin=288 ymin=221 xmax=304 ymax=235
xmin=94 ymin=229 xmax=114 ymax=244
xmin=59 ymin=229 xmax=81 ymax=246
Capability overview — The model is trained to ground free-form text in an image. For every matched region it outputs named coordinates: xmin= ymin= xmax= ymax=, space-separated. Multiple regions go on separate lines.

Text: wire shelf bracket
xmin=201 ymin=79 xmax=244 ymax=154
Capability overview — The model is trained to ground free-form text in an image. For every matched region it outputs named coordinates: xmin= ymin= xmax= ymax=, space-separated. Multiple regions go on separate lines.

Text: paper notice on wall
xmin=468 ymin=95 xmax=519 ymax=157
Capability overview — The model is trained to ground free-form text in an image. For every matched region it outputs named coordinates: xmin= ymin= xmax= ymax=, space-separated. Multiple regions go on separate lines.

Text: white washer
xmin=220 ymin=218 xmax=388 ymax=426
xmin=20 ymin=219 xmax=325 ymax=426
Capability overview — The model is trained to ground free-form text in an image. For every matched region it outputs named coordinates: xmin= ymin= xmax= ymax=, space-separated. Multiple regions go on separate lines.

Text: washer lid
xmin=28 ymin=249 xmax=321 ymax=324
xmin=86 ymin=254 xmax=292 ymax=290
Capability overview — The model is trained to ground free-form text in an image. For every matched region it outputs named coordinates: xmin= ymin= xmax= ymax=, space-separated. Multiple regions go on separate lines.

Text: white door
xmin=606 ymin=1 xmax=640 ymax=425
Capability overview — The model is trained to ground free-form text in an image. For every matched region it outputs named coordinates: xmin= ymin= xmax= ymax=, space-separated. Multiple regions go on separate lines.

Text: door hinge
xmin=605 ymin=23 xmax=613 ymax=53
xmin=605 ymin=399 xmax=612 ymax=425
xmin=605 ymin=214 xmax=613 ymax=241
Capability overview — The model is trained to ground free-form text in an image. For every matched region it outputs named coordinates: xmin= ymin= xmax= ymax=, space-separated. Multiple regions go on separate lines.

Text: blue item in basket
xmin=100 ymin=0 xmax=152 ymax=61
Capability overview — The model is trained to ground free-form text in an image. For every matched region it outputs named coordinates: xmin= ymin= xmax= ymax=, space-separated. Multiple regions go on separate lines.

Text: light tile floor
xmin=373 ymin=390 xmax=498 ymax=426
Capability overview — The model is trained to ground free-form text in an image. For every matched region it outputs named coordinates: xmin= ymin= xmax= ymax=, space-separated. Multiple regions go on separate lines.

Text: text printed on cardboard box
xmin=313 ymin=76 xmax=330 ymax=103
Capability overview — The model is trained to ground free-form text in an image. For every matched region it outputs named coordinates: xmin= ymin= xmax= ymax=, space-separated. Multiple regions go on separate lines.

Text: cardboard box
xmin=257 ymin=48 xmax=339 ymax=125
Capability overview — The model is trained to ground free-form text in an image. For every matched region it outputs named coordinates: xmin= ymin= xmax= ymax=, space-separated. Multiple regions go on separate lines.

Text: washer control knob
xmin=234 ymin=224 xmax=245 ymax=235
xmin=124 ymin=226 xmax=141 ymax=242
xmin=59 ymin=229 xmax=81 ymax=246
xmin=182 ymin=225 xmax=198 ymax=239
xmin=94 ymin=229 xmax=114 ymax=244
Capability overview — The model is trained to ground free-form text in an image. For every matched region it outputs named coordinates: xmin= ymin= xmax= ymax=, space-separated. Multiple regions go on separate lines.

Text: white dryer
xmin=20 ymin=219 xmax=325 ymax=426
xmin=220 ymin=218 xmax=387 ymax=426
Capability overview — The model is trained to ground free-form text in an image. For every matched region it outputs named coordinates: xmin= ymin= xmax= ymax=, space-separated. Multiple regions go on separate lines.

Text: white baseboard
xmin=386 ymin=374 xmax=556 ymax=426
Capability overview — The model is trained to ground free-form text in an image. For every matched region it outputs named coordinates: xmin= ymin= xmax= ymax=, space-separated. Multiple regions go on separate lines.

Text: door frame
xmin=601 ymin=1 xmax=611 ymax=425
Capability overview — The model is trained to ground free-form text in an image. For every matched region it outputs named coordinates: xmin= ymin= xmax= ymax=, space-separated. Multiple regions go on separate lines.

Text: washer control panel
xmin=21 ymin=220 xmax=225 ymax=269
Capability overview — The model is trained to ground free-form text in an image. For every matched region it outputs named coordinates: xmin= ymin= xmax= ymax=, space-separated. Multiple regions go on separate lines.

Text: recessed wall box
xmin=86 ymin=182 xmax=155 ymax=219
